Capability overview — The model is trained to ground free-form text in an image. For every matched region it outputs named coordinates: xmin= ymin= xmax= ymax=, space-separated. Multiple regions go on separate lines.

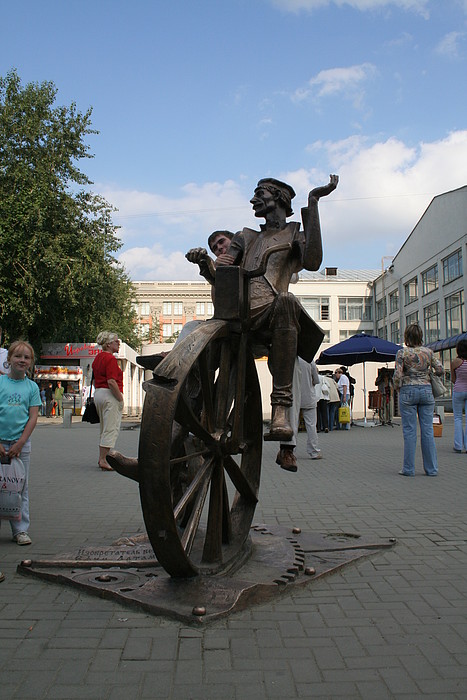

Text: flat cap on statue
xmin=256 ymin=178 xmax=296 ymax=217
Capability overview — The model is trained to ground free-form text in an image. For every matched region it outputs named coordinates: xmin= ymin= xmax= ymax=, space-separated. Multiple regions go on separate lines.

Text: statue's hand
xmin=309 ymin=174 xmax=339 ymax=202
xmin=185 ymin=247 xmax=209 ymax=264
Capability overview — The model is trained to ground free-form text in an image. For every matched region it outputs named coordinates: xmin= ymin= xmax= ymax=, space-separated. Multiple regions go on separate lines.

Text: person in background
xmin=316 ymin=371 xmax=330 ymax=433
xmin=325 ymin=373 xmax=340 ymax=431
xmin=393 ymin=323 xmax=444 ymax=476
xmin=40 ymin=386 xmax=46 ymax=416
xmin=335 ymin=368 xmax=350 ymax=430
xmin=54 ymin=381 xmax=64 ymax=417
xmin=0 ymin=340 xmax=41 ymax=551
xmin=298 ymin=359 xmax=322 ymax=460
xmin=92 ymin=332 xmax=124 ymax=471
xmin=450 ymin=339 xmax=467 ymax=452
xmin=45 ymin=383 xmax=54 ymax=418
xmin=0 ymin=327 xmax=9 ymax=376
xmin=375 ymin=367 xmax=394 ymax=425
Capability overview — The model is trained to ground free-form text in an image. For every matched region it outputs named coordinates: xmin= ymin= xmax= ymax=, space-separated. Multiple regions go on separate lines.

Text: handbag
xmin=430 ymin=374 xmax=445 ymax=399
xmin=82 ymin=374 xmax=100 ymax=424
xmin=0 ymin=456 xmax=26 ymax=521
xmin=338 ymin=405 xmax=351 ymax=424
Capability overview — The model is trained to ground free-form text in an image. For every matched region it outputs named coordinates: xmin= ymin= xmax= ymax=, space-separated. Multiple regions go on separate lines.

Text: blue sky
xmin=2 ymin=0 xmax=467 ymax=280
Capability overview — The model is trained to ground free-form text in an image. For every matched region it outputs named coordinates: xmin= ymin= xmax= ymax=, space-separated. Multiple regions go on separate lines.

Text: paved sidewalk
xmin=1 ymin=416 xmax=467 ymax=699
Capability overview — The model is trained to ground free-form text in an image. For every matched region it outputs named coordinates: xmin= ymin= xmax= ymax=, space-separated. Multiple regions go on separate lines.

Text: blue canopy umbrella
xmin=317 ymin=333 xmax=402 ymax=424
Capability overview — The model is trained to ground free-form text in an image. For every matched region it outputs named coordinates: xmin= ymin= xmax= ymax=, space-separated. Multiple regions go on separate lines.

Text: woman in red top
xmin=92 ymin=331 xmax=124 ymax=471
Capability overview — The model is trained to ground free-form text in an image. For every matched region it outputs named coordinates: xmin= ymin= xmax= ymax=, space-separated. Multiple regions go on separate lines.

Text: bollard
xmin=62 ymin=409 xmax=72 ymax=428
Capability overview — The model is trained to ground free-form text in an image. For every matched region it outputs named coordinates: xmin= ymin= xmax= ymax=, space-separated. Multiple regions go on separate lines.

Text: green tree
xmin=0 ymin=69 xmax=139 ymax=352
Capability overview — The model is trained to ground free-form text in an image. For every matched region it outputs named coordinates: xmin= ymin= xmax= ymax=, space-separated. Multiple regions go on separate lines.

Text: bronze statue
xmin=107 ymin=175 xmax=338 ymax=577
xmin=189 ymin=176 xmax=338 ymax=441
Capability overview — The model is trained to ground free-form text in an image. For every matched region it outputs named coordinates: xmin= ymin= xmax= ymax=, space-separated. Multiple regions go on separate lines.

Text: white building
xmin=373 ymin=185 xmax=467 ymax=405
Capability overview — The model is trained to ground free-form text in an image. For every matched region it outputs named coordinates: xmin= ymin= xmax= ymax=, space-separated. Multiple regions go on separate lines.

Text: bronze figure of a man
xmin=216 ymin=175 xmax=338 ymax=441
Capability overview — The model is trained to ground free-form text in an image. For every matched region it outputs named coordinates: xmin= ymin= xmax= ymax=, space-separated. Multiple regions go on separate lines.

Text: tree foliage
xmin=0 ymin=69 xmax=139 ymax=352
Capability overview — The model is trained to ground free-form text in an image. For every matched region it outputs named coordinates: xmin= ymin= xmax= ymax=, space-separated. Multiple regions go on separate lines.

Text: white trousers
xmin=94 ymin=388 xmax=123 ymax=449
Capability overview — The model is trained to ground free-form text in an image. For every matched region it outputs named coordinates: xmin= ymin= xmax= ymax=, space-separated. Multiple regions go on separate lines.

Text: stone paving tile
xmin=1 ymin=419 xmax=467 ymax=698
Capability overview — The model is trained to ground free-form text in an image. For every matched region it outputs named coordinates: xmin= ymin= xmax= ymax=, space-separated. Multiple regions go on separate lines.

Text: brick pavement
xmin=1 ymin=415 xmax=467 ymax=698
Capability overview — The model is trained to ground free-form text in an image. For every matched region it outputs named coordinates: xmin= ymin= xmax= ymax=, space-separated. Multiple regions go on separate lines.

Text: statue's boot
xmin=107 ymin=451 xmax=139 ymax=482
xmin=264 ymin=405 xmax=293 ymax=442
xmin=136 ymin=353 xmax=168 ymax=371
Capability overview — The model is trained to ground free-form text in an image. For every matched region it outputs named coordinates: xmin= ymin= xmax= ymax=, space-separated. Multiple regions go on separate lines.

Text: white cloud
xmin=269 ymin=0 xmax=429 ymax=17
xmin=108 ymin=131 xmax=467 ymax=278
xmin=119 ymin=246 xmax=196 ymax=281
xmin=435 ymin=31 xmax=466 ymax=58
xmin=290 ymin=130 xmax=467 ymax=265
xmin=292 ymin=64 xmax=377 ymax=108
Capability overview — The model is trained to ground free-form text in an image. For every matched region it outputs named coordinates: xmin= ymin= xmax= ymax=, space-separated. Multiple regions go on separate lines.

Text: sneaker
xmin=0 ymin=571 xmax=5 ymax=583
xmin=311 ymin=454 xmax=323 ymax=460
xmin=13 ymin=532 xmax=32 ymax=546
xmin=398 ymin=470 xmax=414 ymax=477
xmin=275 ymin=448 xmax=298 ymax=472
xmin=453 ymin=448 xmax=462 ymax=453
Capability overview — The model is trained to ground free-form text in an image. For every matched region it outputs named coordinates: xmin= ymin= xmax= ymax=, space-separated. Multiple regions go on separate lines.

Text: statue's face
xmin=250 ymin=187 xmax=276 ymax=218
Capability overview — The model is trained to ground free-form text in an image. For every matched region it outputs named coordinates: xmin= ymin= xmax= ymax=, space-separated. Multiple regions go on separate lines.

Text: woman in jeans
xmin=450 ymin=339 xmax=467 ymax=452
xmin=394 ymin=324 xmax=444 ymax=476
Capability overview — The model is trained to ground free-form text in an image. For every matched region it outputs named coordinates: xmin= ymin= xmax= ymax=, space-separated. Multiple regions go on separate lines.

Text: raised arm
xmin=301 ymin=175 xmax=338 ymax=271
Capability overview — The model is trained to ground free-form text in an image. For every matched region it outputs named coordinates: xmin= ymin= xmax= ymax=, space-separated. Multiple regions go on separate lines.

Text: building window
xmin=376 ymin=298 xmax=387 ymax=322
xmin=173 ymin=323 xmax=183 ymax=337
xmin=404 ymin=277 xmax=418 ymax=305
xmin=162 ymin=302 xmax=172 ymax=316
xmin=445 ymin=290 xmax=465 ymax=337
xmin=140 ymin=302 xmax=150 ymax=316
xmin=301 ymin=297 xmax=330 ymax=321
xmin=322 ymin=330 xmax=330 ymax=343
xmin=424 ymin=302 xmax=440 ymax=344
xmin=162 ymin=323 xmax=172 ymax=337
xmin=389 ymin=291 xmax=399 ymax=313
xmin=339 ymin=329 xmax=353 ymax=341
xmin=196 ymin=302 xmax=213 ymax=316
xmin=421 ymin=264 xmax=438 ymax=296
xmin=443 ymin=249 xmax=462 ymax=284
xmin=406 ymin=311 xmax=419 ymax=327
xmin=139 ymin=323 xmax=150 ymax=337
xmin=377 ymin=326 xmax=387 ymax=340
xmin=338 ymin=297 xmax=372 ymax=321
xmin=173 ymin=302 xmax=183 ymax=316
xmin=390 ymin=320 xmax=400 ymax=344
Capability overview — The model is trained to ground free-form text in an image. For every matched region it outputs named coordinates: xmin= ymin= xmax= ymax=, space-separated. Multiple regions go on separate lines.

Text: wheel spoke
xmin=197 ymin=349 xmax=215 ymax=433
xmin=175 ymin=392 xmax=215 ymax=446
xmin=214 ymin=341 xmax=232 ymax=428
xmin=173 ymin=455 xmax=214 ymax=520
xmin=221 ymin=475 xmax=232 ymax=544
xmin=181 ymin=461 xmax=213 ymax=554
xmin=202 ymin=460 xmax=225 ymax=563
xmin=223 ymin=454 xmax=258 ymax=503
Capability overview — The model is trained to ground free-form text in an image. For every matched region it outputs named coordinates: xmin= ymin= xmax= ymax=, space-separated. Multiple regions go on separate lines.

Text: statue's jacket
xmin=228 ymin=216 xmax=324 ymax=362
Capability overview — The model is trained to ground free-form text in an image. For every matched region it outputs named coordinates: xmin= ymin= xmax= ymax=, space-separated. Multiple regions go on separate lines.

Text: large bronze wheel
xmin=138 ymin=320 xmax=263 ymax=578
